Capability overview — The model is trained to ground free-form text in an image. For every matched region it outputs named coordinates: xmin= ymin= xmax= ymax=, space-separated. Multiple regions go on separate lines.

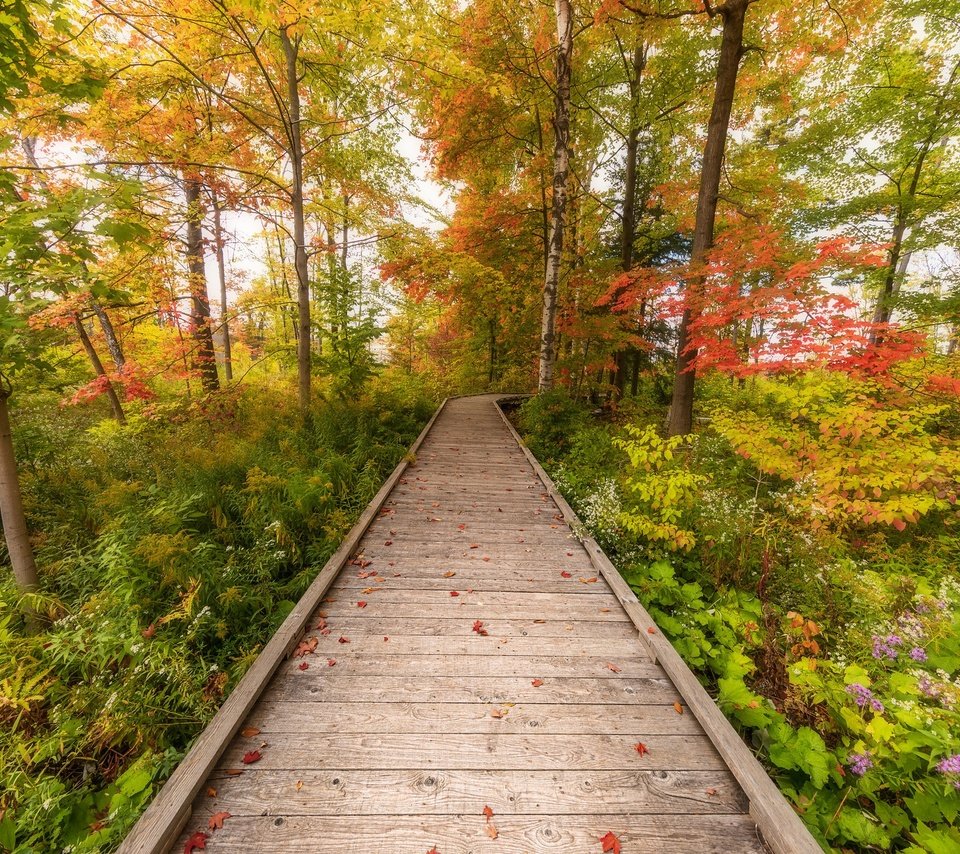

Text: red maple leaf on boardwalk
xmin=634 ymin=742 xmax=649 ymax=757
xmin=600 ymin=831 xmax=622 ymax=853
xmin=472 ymin=620 xmax=488 ymax=636
xmin=241 ymin=750 xmax=262 ymax=764
xmin=183 ymin=831 xmax=208 ymax=853
xmin=207 ymin=811 xmax=231 ymax=830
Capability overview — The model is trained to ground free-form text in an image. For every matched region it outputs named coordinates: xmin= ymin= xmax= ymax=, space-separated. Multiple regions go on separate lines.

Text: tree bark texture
xmin=281 ymin=28 xmax=312 ymax=419
xmin=0 ymin=390 xmax=38 ymax=594
xmin=537 ymin=0 xmax=573 ymax=393
xmin=184 ymin=176 xmax=220 ymax=394
xmin=668 ymin=0 xmax=750 ymax=436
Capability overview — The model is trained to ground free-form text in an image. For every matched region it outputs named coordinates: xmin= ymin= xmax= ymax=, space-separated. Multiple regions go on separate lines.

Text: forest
xmin=0 ymin=0 xmax=958 ymax=850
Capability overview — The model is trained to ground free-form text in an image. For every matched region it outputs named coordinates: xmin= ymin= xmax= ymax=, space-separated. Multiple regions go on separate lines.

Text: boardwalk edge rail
xmin=494 ymin=396 xmax=823 ymax=854
xmin=118 ymin=398 xmax=450 ymax=854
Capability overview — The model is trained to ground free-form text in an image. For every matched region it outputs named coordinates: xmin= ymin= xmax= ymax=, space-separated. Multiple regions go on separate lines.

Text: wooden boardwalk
xmin=121 ymin=395 xmax=821 ymax=854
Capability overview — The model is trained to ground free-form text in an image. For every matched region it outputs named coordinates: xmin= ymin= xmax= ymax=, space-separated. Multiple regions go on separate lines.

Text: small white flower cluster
xmin=578 ymin=477 xmax=622 ymax=538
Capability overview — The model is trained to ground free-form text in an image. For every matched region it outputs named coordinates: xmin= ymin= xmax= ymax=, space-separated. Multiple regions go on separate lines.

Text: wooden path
xmin=120 ymin=395 xmax=821 ymax=854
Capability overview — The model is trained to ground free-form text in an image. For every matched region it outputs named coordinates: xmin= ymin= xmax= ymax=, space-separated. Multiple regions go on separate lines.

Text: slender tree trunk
xmin=281 ymin=28 xmax=311 ymax=420
xmin=210 ymin=187 xmax=233 ymax=381
xmin=91 ymin=302 xmax=125 ymax=370
xmin=610 ymin=43 xmax=646 ymax=398
xmin=537 ymin=0 xmax=573 ymax=393
xmin=341 ymin=194 xmax=350 ymax=270
xmin=74 ymin=316 xmax=126 ymax=423
xmin=183 ymin=177 xmax=220 ymax=394
xmin=869 ymin=65 xmax=956 ymax=342
xmin=668 ymin=0 xmax=750 ymax=436
xmin=0 ymin=389 xmax=38 ymax=596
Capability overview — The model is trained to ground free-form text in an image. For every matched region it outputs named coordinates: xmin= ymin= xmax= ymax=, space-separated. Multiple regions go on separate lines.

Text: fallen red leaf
xmin=673 ymin=701 xmax=684 ymax=714
xmin=560 ymin=571 xmax=572 ymax=578
xmin=531 ymin=678 xmax=544 ymax=687
xmin=327 ymin=658 xmax=337 ymax=666
xmin=566 ymin=551 xmax=574 ymax=556
xmin=450 ymin=591 xmax=460 ymax=597
xmin=293 ymin=637 xmax=318 ymax=658
xmin=184 ymin=831 xmax=208 ymax=854
xmin=208 ymin=811 xmax=231 ymax=830
xmin=223 ymin=769 xmax=244 ymax=777
xmin=634 ymin=742 xmax=649 ymax=757
xmin=357 ymin=601 xmax=367 ymax=608
xmin=338 ymin=636 xmax=350 ymax=644
xmin=482 ymin=556 xmax=490 ymax=562
xmin=647 ymin=627 xmax=656 ymax=634
xmin=482 ymin=805 xmax=494 ymax=819
xmin=600 ymin=831 xmax=621 ymax=853
xmin=384 ymin=540 xmax=393 ymax=546
xmin=240 ymin=726 xmax=260 ymax=738
xmin=472 ymin=620 xmax=488 ymax=636
xmin=241 ymin=750 xmax=261 ymax=764
xmin=579 ymin=576 xmax=598 ymax=584
xmin=605 ymin=662 xmax=622 ymax=673
xmin=443 ymin=570 xmax=456 ymax=578
xmin=384 ymin=636 xmax=389 ymax=641
xmin=206 ymin=787 xmax=217 ymax=798
xmin=298 ymin=662 xmax=309 ymax=671
xmin=469 ymin=543 xmax=479 ymax=549
xmin=426 ymin=847 xmax=441 ymax=854
xmin=141 ymin=623 xmax=156 ymax=638
xmin=706 ymin=786 xmax=718 ymax=796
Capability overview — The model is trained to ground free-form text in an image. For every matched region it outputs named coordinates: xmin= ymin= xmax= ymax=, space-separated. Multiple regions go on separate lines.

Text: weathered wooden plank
xmin=332 ymin=571 xmax=613 ymax=594
xmin=264 ymin=674 xmax=678 ymax=705
xmin=116 ymin=399 xmax=451 ymax=854
xmin=175 ymin=813 xmax=767 ymax=853
xmin=192 ymin=768 xmax=745 ymax=815
xmin=309 ymin=602 xmax=630 ymax=622
xmin=295 ymin=635 xmax=643 ymax=659
xmin=315 ymin=589 xmax=617 ymax=608
xmin=248 ymin=702 xmax=705 ymax=735
xmin=216 ymin=733 xmax=727 ymax=771
xmin=292 ymin=616 xmax=638 ymax=639
xmin=275 ymin=654 xmax=660 ymax=678
xmin=494 ymin=398 xmax=820 ymax=854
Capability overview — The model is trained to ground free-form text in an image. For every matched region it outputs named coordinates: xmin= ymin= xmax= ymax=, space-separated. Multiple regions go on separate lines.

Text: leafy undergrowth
xmin=0 ymin=376 xmax=435 ymax=852
xmin=517 ymin=372 xmax=960 ymax=854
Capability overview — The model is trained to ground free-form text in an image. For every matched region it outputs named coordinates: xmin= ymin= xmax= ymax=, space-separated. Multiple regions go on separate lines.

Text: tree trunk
xmin=183 ymin=176 xmax=220 ymax=394
xmin=210 ymin=187 xmax=233 ymax=381
xmin=537 ymin=0 xmax=573 ymax=393
xmin=341 ymin=194 xmax=350 ymax=270
xmin=668 ymin=0 xmax=750 ymax=436
xmin=91 ymin=302 xmax=126 ymax=371
xmin=0 ymin=389 xmax=38 ymax=596
xmin=869 ymin=65 xmax=956 ymax=342
xmin=74 ymin=315 xmax=126 ymax=423
xmin=281 ymin=27 xmax=312 ymax=420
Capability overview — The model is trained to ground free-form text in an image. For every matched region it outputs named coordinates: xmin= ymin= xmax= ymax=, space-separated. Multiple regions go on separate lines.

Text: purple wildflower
xmin=872 ymin=634 xmax=902 ymax=660
xmin=937 ymin=755 xmax=960 ymax=774
xmin=910 ymin=647 xmax=927 ymax=662
xmin=848 ymin=752 xmax=873 ymax=776
xmin=846 ymin=683 xmax=877 ymax=709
